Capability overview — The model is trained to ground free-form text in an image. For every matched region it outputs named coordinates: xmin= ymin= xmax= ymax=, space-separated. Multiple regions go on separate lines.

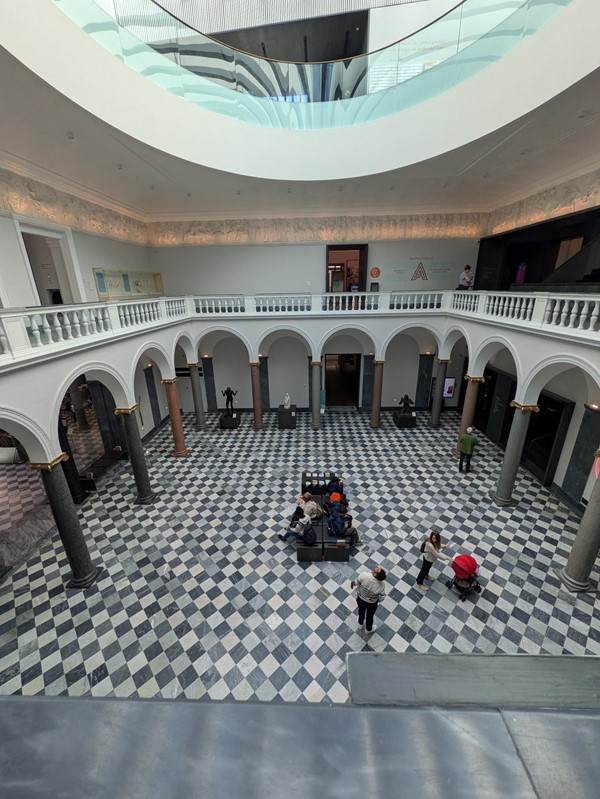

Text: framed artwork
xmin=93 ymin=269 xmax=108 ymax=299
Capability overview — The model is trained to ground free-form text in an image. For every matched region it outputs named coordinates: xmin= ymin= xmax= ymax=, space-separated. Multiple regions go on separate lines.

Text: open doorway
xmin=20 ymin=230 xmax=77 ymax=306
xmin=324 ymin=354 xmax=361 ymax=406
xmin=326 ymin=245 xmax=368 ymax=293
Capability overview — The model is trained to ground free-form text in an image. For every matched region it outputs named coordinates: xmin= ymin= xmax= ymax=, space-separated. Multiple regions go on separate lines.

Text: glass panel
xmin=52 ymin=0 xmax=573 ymax=130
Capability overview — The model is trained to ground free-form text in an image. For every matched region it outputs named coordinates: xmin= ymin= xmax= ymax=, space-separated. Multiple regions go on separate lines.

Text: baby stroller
xmin=446 ymin=554 xmax=481 ymax=601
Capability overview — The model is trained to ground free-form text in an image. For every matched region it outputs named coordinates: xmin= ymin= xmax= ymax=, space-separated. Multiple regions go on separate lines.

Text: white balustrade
xmin=255 ymin=295 xmax=312 ymax=313
xmin=194 ymin=296 xmax=246 ymax=314
xmin=0 ymin=290 xmax=598 ymax=366
xmin=543 ymin=296 xmax=600 ymax=332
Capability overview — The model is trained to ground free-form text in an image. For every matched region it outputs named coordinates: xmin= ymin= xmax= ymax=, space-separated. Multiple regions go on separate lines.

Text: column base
xmin=171 ymin=449 xmax=189 ymax=457
xmin=135 ymin=492 xmax=156 ymax=505
xmin=195 ymin=423 xmax=207 ymax=431
xmin=253 ymin=421 xmax=265 ymax=430
xmin=429 ymin=421 xmax=441 ymax=428
xmin=489 ymin=490 xmax=517 ymax=507
xmin=66 ymin=565 xmax=102 ymax=590
xmin=555 ymin=567 xmax=592 ymax=593
xmin=369 ymin=421 xmax=381 ymax=429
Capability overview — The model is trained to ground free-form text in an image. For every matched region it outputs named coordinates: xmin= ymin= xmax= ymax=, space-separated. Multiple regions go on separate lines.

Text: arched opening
xmin=321 ymin=329 xmax=375 ymax=408
xmin=382 ymin=326 xmax=439 ymax=410
xmin=445 ymin=335 xmax=469 ymax=416
xmin=472 ymin=345 xmax=519 ymax=448
xmin=523 ymin=364 xmax=600 ymax=493
xmin=131 ymin=344 xmax=173 ymax=438
xmin=258 ymin=330 xmax=312 ymax=410
xmin=59 ymin=375 xmax=105 ymax=482
xmin=0 ymin=421 xmax=45 ymax=578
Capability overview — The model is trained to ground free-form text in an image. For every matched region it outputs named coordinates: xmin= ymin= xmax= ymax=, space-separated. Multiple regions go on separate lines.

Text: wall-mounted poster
xmin=443 ymin=378 xmax=456 ymax=398
xmin=92 ymin=269 xmax=164 ymax=301
xmin=95 ymin=269 xmax=108 ymax=299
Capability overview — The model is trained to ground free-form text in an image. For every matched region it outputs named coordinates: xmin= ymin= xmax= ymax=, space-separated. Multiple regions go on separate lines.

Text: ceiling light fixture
xmin=66 ymin=131 xmax=74 ymax=140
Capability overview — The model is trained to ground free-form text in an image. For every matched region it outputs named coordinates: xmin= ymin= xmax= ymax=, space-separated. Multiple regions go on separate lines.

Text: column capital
xmin=249 ymin=361 xmax=260 ymax=367
xmin=374 ymin=360 xmax=385 ymax=365
xmin=114 ymin=404 xmax=140 ymax=416
xmin=28 ymin=453 xmax=68 ymax=471
xmin=161 ymin=378 xmax=178 ymax=385
xmin=186 ymin=362 xmax=199 ymax=368
xmin=510 ymin=401 xmax=540 ymax=412
xmin=437 ymin=358 xmax=451 ymax=364
xmin=464 ymin=375 xmax=485 ymax=383
xmin=311 ymin=361 xmax=322 ymax=366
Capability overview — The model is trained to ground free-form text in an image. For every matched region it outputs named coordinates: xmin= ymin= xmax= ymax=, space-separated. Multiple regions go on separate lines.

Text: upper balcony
xmin=1 ymin=290 xmax=598 ymax=371
xmin=53 ymin=0 xmax=571 ymax=130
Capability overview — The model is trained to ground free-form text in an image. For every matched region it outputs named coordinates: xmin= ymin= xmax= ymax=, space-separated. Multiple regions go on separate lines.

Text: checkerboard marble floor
xmin=0 ymin=411 xmax=598 ymax=703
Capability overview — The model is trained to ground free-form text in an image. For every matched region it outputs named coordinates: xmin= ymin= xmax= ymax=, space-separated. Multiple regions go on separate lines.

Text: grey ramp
xmin=0 ymin=695 xmax=547 ymax=799
xmin=347 ymin=653 xmax=600 ymax=708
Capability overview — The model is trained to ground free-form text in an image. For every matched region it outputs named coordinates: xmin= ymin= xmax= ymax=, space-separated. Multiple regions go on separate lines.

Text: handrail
xmin=148 ymin=0 xmax=469 ymax=66
xmin=52 ymin=0 xmax=572 ymax=129
xmin=1 ymin=290 xmax=598 ymax=367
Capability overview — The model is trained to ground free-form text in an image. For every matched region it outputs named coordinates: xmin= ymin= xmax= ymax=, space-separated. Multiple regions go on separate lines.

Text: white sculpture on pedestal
xmin=283 ymin=393 xmax=291 ymax=409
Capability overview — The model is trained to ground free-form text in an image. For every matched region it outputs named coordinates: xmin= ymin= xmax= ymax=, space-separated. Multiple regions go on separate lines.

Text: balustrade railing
xmin=543 ymin=296 xmax=600 ymax=332
xmin=0 ymin=290 xmax=597 ymax=366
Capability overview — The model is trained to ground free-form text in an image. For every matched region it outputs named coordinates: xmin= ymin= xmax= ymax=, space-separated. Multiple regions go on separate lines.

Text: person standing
xmin=416 ymin=532 xmax=453 ymax=592
xmin=458 ymin=426 xmax=479 ymax=473
xmin=456 ymin=264 xmax=473 ymax=290
xmin=351 ymin=566 xmax=386 ymax=635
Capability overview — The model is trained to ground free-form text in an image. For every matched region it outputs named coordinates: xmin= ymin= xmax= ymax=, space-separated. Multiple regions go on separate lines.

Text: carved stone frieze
xmin=2 ymin=164 xmax=599 ymax=247
xmin=0 ymin=168 xmax=147 ymax=244
xmin=488 ymin=168 xmax=600 ymax=235
xmin=149 ymin=213 xmax=489 ymax=246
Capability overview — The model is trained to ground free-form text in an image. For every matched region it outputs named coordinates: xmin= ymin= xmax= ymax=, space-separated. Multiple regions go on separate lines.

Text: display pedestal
xmin=393 ymin=411 xmax=417 ymax=428
xmin=278 ymin=405 xmax=297 ymax=429
xmin=219 ymin=413 xmax=241 ymax=429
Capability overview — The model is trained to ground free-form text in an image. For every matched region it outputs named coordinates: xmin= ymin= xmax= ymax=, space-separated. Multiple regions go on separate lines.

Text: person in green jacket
xmin=458 ymin=426 xmax=478 ymax=473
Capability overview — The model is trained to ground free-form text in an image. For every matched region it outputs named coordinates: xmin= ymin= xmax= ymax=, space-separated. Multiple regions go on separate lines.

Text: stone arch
xmin=172 ymin=331 xmax=197 ymax=365
xmin=469 ymin=335 xmax=522 ymax=384
xmin=129 ymin=341 xmax=174 ymax=387
xmin=520 ymin=354 xmax=600 ymax=406
xmin=317 ymin=323 xmax=376 ymax=358
xmin=196 ymin=327 xmax=253 ymax=360
xmin=257 ymin=325 xmax=315 ymax=359
xmin=0 ymin=407 xmax=52 ymax=462
xmin=440 ymin=325 xmax=473 ymax=360
xmin=53 ymin=361 xmax=132 ymax=428
xmin=380 ymin=323 xmax=442 ymax=361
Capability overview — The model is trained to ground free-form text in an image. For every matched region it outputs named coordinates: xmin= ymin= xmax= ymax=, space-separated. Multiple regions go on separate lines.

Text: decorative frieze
xmin=488 ymin=168 xmax=600 ymax=235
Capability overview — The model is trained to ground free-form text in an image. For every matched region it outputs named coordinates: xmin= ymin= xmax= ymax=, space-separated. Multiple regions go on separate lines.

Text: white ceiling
xmin=0 ymin=46 xmax=599 ymax=223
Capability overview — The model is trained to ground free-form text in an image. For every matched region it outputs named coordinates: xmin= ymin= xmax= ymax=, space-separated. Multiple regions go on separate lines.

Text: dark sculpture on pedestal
xmin=399 ymin=394 xmax=414 ymax=414
xmin=222 ymin=387 xmax=237 ymax=416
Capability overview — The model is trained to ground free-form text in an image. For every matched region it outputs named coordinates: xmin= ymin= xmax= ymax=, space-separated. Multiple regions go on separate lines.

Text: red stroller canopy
xmin=452 ymin=554 xmax=478 ymax=580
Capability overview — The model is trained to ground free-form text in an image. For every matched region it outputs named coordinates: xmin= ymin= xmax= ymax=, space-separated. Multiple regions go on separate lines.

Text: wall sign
xmin=370 ymin=267 xmax=381 ymax=279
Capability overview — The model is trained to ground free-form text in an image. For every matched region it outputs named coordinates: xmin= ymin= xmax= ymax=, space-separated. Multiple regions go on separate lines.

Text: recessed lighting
xmin=117 ymin=163 xmax=123 ymax=170
xmin=66 ymin=131 xmax=74 ymax=140
xmin=236 ymin=190 xmax=241 ymax=195
xmin=186 ymin=192 xmax=192 ymax=197
xmin=149 ymin=185 xmax=155 ymax=191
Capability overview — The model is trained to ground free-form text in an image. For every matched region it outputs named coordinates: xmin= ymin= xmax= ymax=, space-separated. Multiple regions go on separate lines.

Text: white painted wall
xmin=70 ymin=232 xmax=151 ymax=302
xmin=213 ymin=337 xmax=252 ymax=410
xmin=149 ymin=244 xmax=325 ymax=296
xmin=369 ymin=240 xmax=479 ymax=292
xmin=0 ymin=215 xmax=38 ymax=307
xmin=267 ymin=337 xmax=310 ymax=408
xmin=382 ymin=334 xmax=420 ymax=406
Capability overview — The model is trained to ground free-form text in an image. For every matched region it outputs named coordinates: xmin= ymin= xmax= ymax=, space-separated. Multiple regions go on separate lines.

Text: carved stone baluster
xmin=44 ymin=313 xmax=57 ymax=342
xmin=552 ymin=300 xmax=562 ymax=325
xmin=72 ymin=311 xmax=81 ymax=338
xmin=80 ymin=310 xmax=90 ymax=336
xmin=560 ymin=300 xmax=571 ymax=327
xmin=590 ymin=300 xmax=600 ymax=331
xmin=28 ymin=315 xmax=42 ymax=346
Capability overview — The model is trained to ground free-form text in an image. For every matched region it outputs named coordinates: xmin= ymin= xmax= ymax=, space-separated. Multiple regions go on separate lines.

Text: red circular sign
xmin=370 ymin=267 xmax=381 ymax=279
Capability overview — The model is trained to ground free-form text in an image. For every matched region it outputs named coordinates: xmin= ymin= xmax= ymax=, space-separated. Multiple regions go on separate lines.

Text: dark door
xmin=326 ymin=245 xmax=368 ymax=292
xmin=324 ymin=354 xmax=361 ymax=406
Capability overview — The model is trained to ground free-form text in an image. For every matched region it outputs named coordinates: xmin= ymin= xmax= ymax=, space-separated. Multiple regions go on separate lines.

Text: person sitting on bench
xmin=279 ymin=507 xmax=312 ymax=543
xmin=327 ymin=503 xmax=360 ymax=546
xmin=298 ymin=492 xmax=321 ymax=520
